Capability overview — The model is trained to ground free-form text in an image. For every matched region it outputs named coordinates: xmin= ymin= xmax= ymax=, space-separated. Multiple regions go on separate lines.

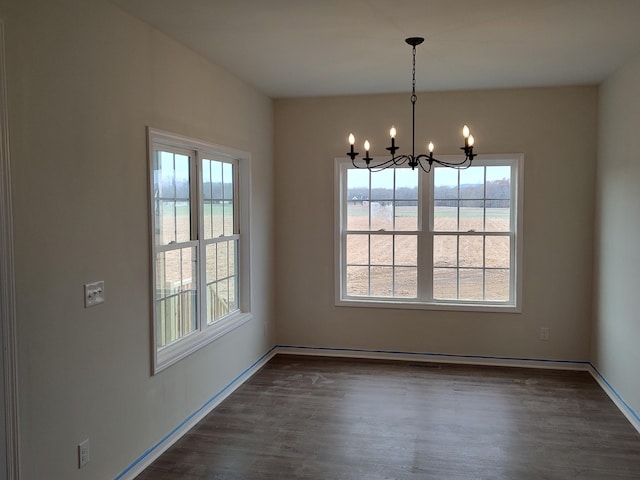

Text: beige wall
xmin=593 ymin=52 xmax=640 ymax=417
xmin=1 ymin=0 xmax=274 ymax=478
xmin=275 ymin=87 xmax=597 ymax=361
xmin=4 ymin=0 xmax=636 ymax=476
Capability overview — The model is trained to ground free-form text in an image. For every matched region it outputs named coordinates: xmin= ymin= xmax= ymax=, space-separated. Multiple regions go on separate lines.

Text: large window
xmin=335 ymin=154 xmax=523 ymax=311
xmin=148 ymin=128 xmax=251 ymax=373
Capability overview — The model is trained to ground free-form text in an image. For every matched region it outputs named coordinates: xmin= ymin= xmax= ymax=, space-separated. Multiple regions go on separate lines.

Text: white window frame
xmin=335 ymin=153 xmax=523 ymax=313
xmin=148 ymin=128 xmax=252 ymax=374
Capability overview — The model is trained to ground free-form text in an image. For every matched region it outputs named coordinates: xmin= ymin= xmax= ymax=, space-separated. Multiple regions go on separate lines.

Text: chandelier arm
xmin=353 ymin=155 xmax=409 ymax=171
xmin=413 ymin=154 xmax=434 ymax=174
xmin=431 ymin=157 xmax=473 ymax=169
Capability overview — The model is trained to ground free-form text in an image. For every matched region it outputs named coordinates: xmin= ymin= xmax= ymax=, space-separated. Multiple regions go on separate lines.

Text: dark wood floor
xmin=135 ymin=355 xmax=640 ymax=479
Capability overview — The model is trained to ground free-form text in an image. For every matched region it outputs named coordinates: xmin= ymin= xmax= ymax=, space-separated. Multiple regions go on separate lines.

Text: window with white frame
xmin=335 ymin=154 xmax=523 ymax=311
xmin=148 ymin=128 xmax=251 ymax=373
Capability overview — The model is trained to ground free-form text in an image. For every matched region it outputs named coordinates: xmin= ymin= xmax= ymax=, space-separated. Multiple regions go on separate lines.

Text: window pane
xmin=434 ymin=168 xmax=458 ymax=199
xmin=211 ymin=202 xmax=224 ymax=238
xmin=395 ymin=200 xmax=417 ymax=231
xmin=202 ymin=159 xmax=212 ymax=200
xmin=223 ymin=162 xmax=234 ymax=199
xmin=175 ymin=201 xmax=191 ymax=243
xmin=347 ymin=200 xmax=369 ymax=231
xmin=370 ymin=266 xmax=393 ymax=297
xmin=203 ymin=201 xmax=213 ymax=239
xmin=347 ymin=167 xmax=369 ymax=231
xmin=216 ymin=241 xmax=228 ymax=280
xmin=433 ymin=268 xmax=457 ymax=299
xmin=370 ymin=201 xmax=393 ymax=231
xmin=211 ymin=160 xmax=223 ymax=198
xmin=223 ymin=201 xmax=234 ymax=236
xmin=156 ymin=200 xmax=175 ymax=245
xmin=228 ymin=276 xmax=237 ymax=312
xmin=486 ymin=200 xmax=511 ymax=232
xmin=486 ymin=166 xmax=511 ymax=199
xmin=434 ymin=235 xmax=457 ymax=267
xmin=395 ymin=168 xmax=418 ymax=199
xmin=486 ymin=269 xmax=510 ymax=301
xmin=205 ymin=239 xmax=238 ymax=324
xmin=346 ymin=266 xmax=369 ymax=296
xmin=434 ymin=201 xmax=457 ymax=232
xmin=459 ymin=200 xmax=483 ymax=232
xmin=459 ymin=236 xmax=483 ymax=267
xmin=154 ymin=150 xmax=192 ymax=246
xmin=459 ymin=166 xmax=484 ymax=199
xmin=217 ymin=278 xmax=230 ymax=318
xmin=370 ymin=169 xmax=394 ymax=200
xmin=394 ymin=267 xmax=417 ymax=298
xmin=346 ymin=234 xmax=368 ymax=265
xmin=370 ymin=235 xmax=392 ymax=265
xmin=155 ymin=247 xmax=197 ymax=348
xmin=395 ymin=235 xmax=417 ymax=266
xmin=157 ymin=151 xmax=176 ymax=198
xmin=459 ymin=268 xmax=484 ymax=300
xmin=228 ymin=240 xmax=236 ymax=276
xmin=486 ymin=237 xmax=510 ymax=268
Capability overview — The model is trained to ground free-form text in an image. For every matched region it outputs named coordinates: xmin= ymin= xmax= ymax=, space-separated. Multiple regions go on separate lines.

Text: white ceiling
xmin=110 ymin=0 xmax=640 ymax=98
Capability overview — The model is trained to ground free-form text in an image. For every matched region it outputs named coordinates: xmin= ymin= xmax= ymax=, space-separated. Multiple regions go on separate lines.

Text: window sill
xmin=154 ymin=311 xmax=253 ymax=374
xmin=336 ymin=298 xmax=521 ymax=314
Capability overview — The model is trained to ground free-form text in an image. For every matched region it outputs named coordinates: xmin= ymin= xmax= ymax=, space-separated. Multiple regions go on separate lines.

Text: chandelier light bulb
xmin=428 ymin=141 xmax=434 ymax=153
xmin=468 ymin=135 xmax=475 ymax=147
xmin=390 ymin=126 xmax=397 ymax=139
xmin=348 ymin=133 xmax=355 ymax=145
xmin=364 ymin=140 xmax=370 ymax=152
xmin=462 ymin=124 xmax=470 ymax=138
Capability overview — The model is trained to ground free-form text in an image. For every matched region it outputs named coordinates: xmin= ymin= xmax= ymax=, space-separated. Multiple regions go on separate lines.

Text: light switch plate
xmin=84 ymin=281 xmax=105 ymax=307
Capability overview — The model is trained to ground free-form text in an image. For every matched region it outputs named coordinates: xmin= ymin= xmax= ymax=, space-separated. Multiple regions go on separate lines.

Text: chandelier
xmin=346 ymin=37 xmax=477 ymax=172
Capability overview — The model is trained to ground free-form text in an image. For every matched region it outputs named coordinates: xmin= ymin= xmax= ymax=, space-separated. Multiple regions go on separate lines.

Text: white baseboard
xmin=115 ymin=344 xmax=640 ymax=479
xmin=275 ymin=345 xmax=591 ymax=371
xmin=587 ymin=364 xmax=640 ymax=435
xmin=276 ymin=345 xmax=640 ymax=436
xmin=115 ymin=347 xmax=277 ymax=480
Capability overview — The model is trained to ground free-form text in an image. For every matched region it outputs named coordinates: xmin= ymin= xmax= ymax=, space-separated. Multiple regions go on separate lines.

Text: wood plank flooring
xmin=135 ymin=355 xmax=640 ymax=479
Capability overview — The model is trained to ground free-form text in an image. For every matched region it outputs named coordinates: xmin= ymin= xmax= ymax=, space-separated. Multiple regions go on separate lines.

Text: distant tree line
xmin=348 ymin=179 xmax=510 ymax=208
xmin=156 ymin=181 xmax=233 ymax=200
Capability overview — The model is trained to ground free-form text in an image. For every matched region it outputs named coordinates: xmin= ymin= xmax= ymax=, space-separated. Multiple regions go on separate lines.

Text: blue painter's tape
xmin=590 ymin=364 xmax=640 ymax=423
xmin=114 ymin=346 xmax=277 ymax=480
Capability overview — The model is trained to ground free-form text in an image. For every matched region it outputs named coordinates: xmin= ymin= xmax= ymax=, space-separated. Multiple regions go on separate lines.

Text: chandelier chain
xmin=411 ymin=45 xmax=417 ymax=104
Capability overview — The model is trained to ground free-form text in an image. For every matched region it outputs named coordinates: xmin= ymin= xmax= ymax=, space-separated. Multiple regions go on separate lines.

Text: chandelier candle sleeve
xmin=345 ymin=37 xmax=477 ymax=172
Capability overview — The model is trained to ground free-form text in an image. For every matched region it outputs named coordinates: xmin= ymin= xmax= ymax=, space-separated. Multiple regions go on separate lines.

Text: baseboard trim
xmin=115 ymin=343 xmax=640 ymax=479
xmin=275 ymin=345 xmax=640 ymax=435
xmin=588 ymin=364 xmax=640 ymax=434
xmin=275 ymin=345 xmax=591 ymax=371
xmin=114 ymin=346 xmax=278 ymax=480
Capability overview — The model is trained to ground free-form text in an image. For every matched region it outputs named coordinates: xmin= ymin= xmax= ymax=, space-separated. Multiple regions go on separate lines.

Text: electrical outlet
xmin=84 ymin=281 xmax=105 ymax=307
xmin=78 ymin=439 xmax=90 ymax=468
xmin=539 ymin=327 xmax=550 ymax=341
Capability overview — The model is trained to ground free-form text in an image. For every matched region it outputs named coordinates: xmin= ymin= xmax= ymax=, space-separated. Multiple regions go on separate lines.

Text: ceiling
xmin=110 ymin=0 xmax=640 ymax=98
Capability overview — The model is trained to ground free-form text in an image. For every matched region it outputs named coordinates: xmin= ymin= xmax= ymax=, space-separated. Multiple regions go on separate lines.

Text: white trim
xmin=334 ymin=154 xmax=524 ymax=312
xmin=147 ymin=127 xmax=253 ymax=375
xmin=115 ymin=348 xmax=277 ymax=480
xmin=275 ymin=346 xmax=590 ymax=371
xmin=155 ymin=312 xmax=253 ymax=372
xmin=0 ymin=20 xmax=21 ymax=480
xmin=274 ymin=346 xmax=640 ymax=436
xmin=588 ymin=365 xmax=640 ymax=434
xmin=115 ymin=346 xmax=640 ymax=478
